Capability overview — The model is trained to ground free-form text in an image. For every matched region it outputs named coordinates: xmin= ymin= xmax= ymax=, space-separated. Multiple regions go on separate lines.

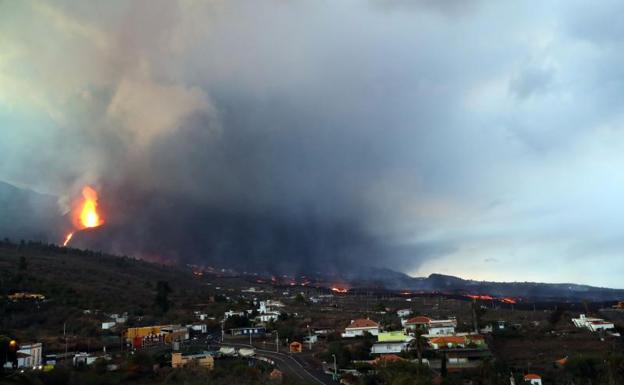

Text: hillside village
xmin=2 ymin=241 xmax=624 ymax=385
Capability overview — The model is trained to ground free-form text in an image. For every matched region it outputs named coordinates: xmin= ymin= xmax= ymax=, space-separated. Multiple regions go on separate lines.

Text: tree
xmin=549 ymin=306 xmax=564 ymax=327
xmin=154 ymin=281 xmax=172 ymax=313
xmin=18 ymin=256 xmax=28 ymax=272
xmin=0 ymin=336 xmax=18 ymax=371
xmin=440 ymin=351 xmax=448 ymax=378
xmin=410 ymin=328 xmax=427 ymax=376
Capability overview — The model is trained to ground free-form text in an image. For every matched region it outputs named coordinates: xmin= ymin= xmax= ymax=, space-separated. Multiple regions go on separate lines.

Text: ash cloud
xmin=4 ymin=1 xmax=624 ymax=285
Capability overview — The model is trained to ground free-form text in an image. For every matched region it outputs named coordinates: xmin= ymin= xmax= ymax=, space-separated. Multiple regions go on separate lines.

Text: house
xmin=258 ymin=300 xmax=285 ymax=314
xmin=269 ymin=368 xmax=283 ymax=382
xmin=427 ymin=319 xmax=457 ymax=336
xmin=572 ymin=314 xmax=615 ymax=332
xmin=303 ymin=335 xmax=318 ymax=344
xmin=257 ymin=311 xmax=280 ymax=323
xmin=396 ymin=309 xmax=412 ymax=318
xmin=124 ymin=325 xmax=189 ymax=348
xmin=73 ymin=352 xmax=102 ymax=366
xmin=188 ymin=324 xmax=208 ymax=334
xmin=172 ymin=352 xmax=214 ymax=369
xmin=404 ymin=316 xmax=432 ymax=330
xmin=224 ymin=310 xmax=246 ymax=319
xmin=371 ymin=341 xmax=410 ymax=354
xmin=15 ymin=343 xmax=43 ymax=369
xmin=102 ymin=321 xmax=116 ymax=330
xmin=524 ymin=374 xmax=542 ymax=385
xmin=230 ymin=327 xmax=266 ymax=336
xmin=429 ymin=336 xmax=467 ymax=350
xmin=378 ymin=331 xmax=413 ymax=343
xmin=371 ymin=354 xmax=406 ymax=367
xmin=289 ymin=341 xmax=303 ymax=353
xmin=342 ymin=319 xmax=380 ymax=338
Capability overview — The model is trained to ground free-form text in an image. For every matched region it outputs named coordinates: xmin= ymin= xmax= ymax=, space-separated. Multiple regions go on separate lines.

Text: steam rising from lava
xmin=63 ymin=186 xmax=104 ymax=246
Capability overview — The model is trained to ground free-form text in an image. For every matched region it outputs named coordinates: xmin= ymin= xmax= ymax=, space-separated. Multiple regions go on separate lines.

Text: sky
xmin=2 ymin=0 xmax=624 ymax=287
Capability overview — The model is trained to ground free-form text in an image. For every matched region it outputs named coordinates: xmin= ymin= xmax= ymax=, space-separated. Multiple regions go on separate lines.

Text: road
xmin=222 ymin=342 xmax=336 ymax=385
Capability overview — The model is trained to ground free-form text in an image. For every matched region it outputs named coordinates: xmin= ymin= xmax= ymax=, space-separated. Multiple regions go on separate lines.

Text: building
xmin=102 ymin=321 xmax=116 ymax=330
xmin=172 ymin=352 xmax=214 ymax=369
xmin=188 ymin=324 xmax=208 ymax=334
xmin=378 ymin=331 xmax=413 ymax=343
xmin=371 ymin=341 xmax=410 ymax=354
xmin=124 ymin=325 xmax=189 ymax=348
xmin=16 ymin=343 xmax=43 ymax=369
xmin=230 ymin=327 xmax=266 ymax=336
xmin=342 ymin=319 xmax=380 ymax=338
xmin=572 ymin=314 xmax=615 ymax=332
xmin=405 ymin=316 xmax=456 ymax=335
xmin=269 ymin=368 xmax=283 ymax=382
xmin=303 ymin=335 xmax=318 ymax=344
xmin=73 ymin=352 xmax=101 ymax=366
xmin=224 ymin=310 xmax=246 ymax=319
xmin=289 ymin=341 xmax=303 ymax=353
xmin=429 ymin=336 xmax=467 ymax=350
xmin=396 ymin=309 xmax=412 ymax=318
xmin=524 ymin=374 xmax=542 ymax=385
xmin=257 ymin=311 xmax=280 ymax=323
xmin=405 ymin=316 xmax=432 ymax=330
xmin=258 ymin=300 xmax=285 ymax=314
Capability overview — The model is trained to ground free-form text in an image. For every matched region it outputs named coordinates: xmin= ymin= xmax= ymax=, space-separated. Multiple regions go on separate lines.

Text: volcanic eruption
xmin=62 ymin=186 xmax=104 ymax=246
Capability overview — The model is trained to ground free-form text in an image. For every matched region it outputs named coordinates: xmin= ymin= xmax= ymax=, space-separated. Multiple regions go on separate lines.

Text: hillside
xmin=0 ymin=240 xmax=224 ymax=349
xmin=0 ymin=181 xmax=64 ymax=243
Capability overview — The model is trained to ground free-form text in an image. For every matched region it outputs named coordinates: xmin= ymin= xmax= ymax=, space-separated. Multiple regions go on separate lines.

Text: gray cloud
xmin=3 ymin=1 xmax=624 ymax=285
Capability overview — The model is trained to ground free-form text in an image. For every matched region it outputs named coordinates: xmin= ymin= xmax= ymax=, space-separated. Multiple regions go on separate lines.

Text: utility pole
xmin=307 ymin=325 xmax=312 ymax=351
xmin=64 ymin=322 xmax=68 ymax=362
xmin=275 ymin=331 xmax=279 ymax=353
xmin=332 ymin=354 xmax=337 ymax=380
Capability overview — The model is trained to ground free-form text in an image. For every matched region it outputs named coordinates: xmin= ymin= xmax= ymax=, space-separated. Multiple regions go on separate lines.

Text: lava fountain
xmin=62 ymin=186 xmax=104 ymax=246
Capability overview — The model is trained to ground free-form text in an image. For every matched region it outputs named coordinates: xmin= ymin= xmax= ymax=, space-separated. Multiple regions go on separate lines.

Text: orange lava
xmin=331 ymin=287 xmax=348 ymax=293
xmin=62 ymin=185 xmax=104 ymax=247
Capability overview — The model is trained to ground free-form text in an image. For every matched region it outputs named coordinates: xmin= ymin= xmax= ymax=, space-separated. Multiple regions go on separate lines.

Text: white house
xmin=406 ymin=316 xmax=456 ymax=336
xmin=258 ymin=311 xmax=280 ymax=323
xmin=73 ymin=352 xmax=100 ymax=366
xmin=588 ymin=320 xmax=615 ymax=332
xmin=102 ymin=321 xmax=116 ymax=330
xmin=342 ymin=319 xmax=380 ymax=338
xmin=524 ymin=374 xmax=542 ymax=385
xmin=427 ymin=320 xmax=456 ymax=336
xmin=396 ymin=309 xmax=412 ymax=318
xmin=224 ymin=310 xmax=246 ymax=319
xmin=572 ymin=314 xmax=614 ymax=332
xmin=258 ymin=300 xmax=285 ymax=314
xmin=371 ymin=342 xmax=410 ymax=355
xmin=303 ymin=335 xmax=318 ymax=344
xmin=17 ymin=343 xmax=43 ymax=369
xmin=188 ymin=324 xmax=208 ymax=333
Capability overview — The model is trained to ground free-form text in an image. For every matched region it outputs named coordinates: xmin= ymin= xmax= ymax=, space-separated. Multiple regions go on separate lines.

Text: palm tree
xmin=409 ymin=329 xmax=427 ymax=376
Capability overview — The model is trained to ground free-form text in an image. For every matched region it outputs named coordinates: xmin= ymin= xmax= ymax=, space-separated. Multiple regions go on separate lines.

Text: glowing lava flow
xmin=331 ymin=287 xmax=349 ymax=293
xmin=62 ymin=186 xmax=104 ymax=246
xmin=62 ymin=232 xmax=74 ymax=247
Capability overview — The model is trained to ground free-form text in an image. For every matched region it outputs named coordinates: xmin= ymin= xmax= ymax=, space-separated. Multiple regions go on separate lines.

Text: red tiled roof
xmin=430 ymin=336 xmax=466 ymax=345
xmin=372 ymin=354 xmax=405 ymax=365
xmin=346 ymin=319 xmax=379 ymax=329
xmin=405 ymin=316 xmax=431 ymax=325
xmin=524 ymin=374 xmax=541 ymax=380
xmin=468 ymin=335 xmax=485 ymax=341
